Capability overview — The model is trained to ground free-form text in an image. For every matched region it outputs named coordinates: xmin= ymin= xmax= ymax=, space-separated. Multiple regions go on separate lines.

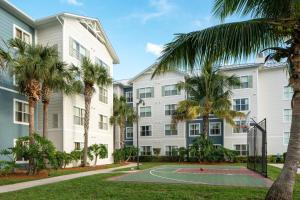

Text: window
xmin=14 ymin=100 xmax=29 ymax=124
xmin=140 ymin=106 xmax=151 ymax=117
xmin=233 ymin=120 xmax=248 ymax=133
xmin=284 ymin=86 xmax=293 ymax=100
xmin=125 ymin=91 xmax=133 ymax=103
xmin=99 ymin=87 xmax=108 ymax=104
xmin=162 ymin=85 xmax=180 ymax=96
xmin=165 ymin=124 xmax=178 ymax=136
xmin=165 ymin=104 xmax=176 ymax=116
xmin=73 ymin=107 xmax=85 ymax=126
xmin=140 ymin=125 xmax=152 ymax=136
xmin=95 ymin=57 xmax=110 ymax=74
xmin=234 ymin=144 xmax=247 ymax=156
xmin=52 ymin=114 xmax=59 ymax=128
xmin=189 ymin=123 xmax=201 ymax=136
xmin=69 ymin=38 xmax=89 ymax=60
xmin=74 ymin=142 xmax=84 ymax=150
xmin=165 ymin=146 xmax=178 ymax=156
xmin=213 ymin=144 xmax=222 ymax=149
xmin=137 ymin=87 xmax=154 ymax=98
xmin=234 ymin=75 xmax=253 ymax=89
xmin=13 ymin=139 xmax=29 ymax=163
xmin=233 ymin=98 xmax=249 ymax=111
xmin=14 ymin=25 xmax=31 ymax=44
xmin=99 ymin=114 xmax=108 ymax=130
xmin=283 ymin=132 xmax=290 ymax=146
xmin=209 ymin=122 xmax=221 ymax=136
xmin=126 ymin=127 xmax=133 ymax=139
xmin=140 ymin=146 xmax=152 ymax=156
xmin=284 ymin=109 xmax=292 ymax=122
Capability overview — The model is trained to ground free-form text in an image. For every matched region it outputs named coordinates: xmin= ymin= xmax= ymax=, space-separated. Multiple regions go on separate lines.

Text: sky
xmin=9 ymin=0 xmax=244 ymax=80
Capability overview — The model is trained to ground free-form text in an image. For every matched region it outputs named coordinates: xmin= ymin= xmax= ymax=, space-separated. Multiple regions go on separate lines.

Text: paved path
xmin=0 ymin=163 xmax=136 ymax=194
xmin=269 ymin=164 xmax=300 ymax=174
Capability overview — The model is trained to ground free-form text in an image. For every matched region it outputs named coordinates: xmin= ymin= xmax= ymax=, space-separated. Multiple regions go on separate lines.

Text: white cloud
xmin=146 ymin=43 xmax=163 ymax=56
xmin=64 ymin=0 xmax=83 ymax=6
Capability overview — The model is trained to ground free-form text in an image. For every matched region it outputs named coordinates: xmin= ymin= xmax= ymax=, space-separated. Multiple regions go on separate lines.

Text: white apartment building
xmin=36 ymin=13 xmax=119 ymax=165
xmin=114 ymin=61 xmax=291 ymax=156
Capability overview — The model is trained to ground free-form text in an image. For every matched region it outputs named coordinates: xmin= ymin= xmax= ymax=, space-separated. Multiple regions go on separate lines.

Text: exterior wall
xmin=132 ymin=71 xmax=186 ymax=155
xmin=0 ymin=5 xmax=35 ymax=158
xmin=258 ymin=66 xmax=290 ymax=154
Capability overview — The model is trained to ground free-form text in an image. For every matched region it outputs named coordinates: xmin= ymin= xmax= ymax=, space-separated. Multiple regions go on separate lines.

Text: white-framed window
xmin=209 ymin=122 xmax=221 ymax=136
xmin=233 ymin=98 xmax=249 ymax=111
xmin=140 ymin=146 xmax=152 ymax=156
xmin=165 ymin=104 xmax=176 ymax=116
xmin=162 ymin=85 xmax=180 ymax=96
xmin=165 ymin=145 xmax=178 ymax=156
xmin=234 ymin=144 xmax=247 ymax=156
xmin=126 ymin=127 xmax=133 ymax=139
xmin=137 ymin=87 xmax=154 ymax=98
xmin=13 ymin=24 xmax=31 ymax=44
xmin=189 ymin=123 xmax=201 ymax=136
xmin=13 ymin=139 xmax=29 ymax=163
xmin=99 ymin=114 xmax=108 ymax=130
xmin=283 ymin=132 xmax=290 ymax=146
xmin=284 ymin=86 xmax=293 ymax=100
xmin=213 ymin=144 xmax=222 ymax=149
xmin=73 ymin=107 xmax=85 ymax=126
xmin=140 ymin=106 xmax=151 ymax=117
xmin=140 ymin=125 xmax=152 ymax=136
xmin=165 ymin=124 xmax=178 ymax=136
xmin=52 ymin=113 xmax=59 ymax=128
xmin=234 ymin=75 xmax=253 ymax=89
xmin=233 ymin=120 xmax=248 ymax=133
xmin=283 ymin=109 xmax=292 ymax=122
xmin=99 ymin=87 xmax=108 ymax=104
xmin=69 ymin=37 xmax=89 ymax=60
xmin=14 ymin=99 xmax=29 ymax=125
xmin=74 ymin=142 xmax=84 ymax=150
xmin=125 ymin=91 xmax=133 ymax=103
xmin=95 ymin=57 xmax=110 ymax=75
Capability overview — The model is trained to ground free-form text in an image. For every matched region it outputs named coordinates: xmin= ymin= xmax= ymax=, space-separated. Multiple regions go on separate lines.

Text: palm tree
xmin=79 ymin=57 xmax=112 ymax=167
xmin=152 ymin=1 xmax=300 ymax=199
xmin=110 ymin=95 xmax=136 ymax=148
xmin=88 ymin=144 xmax=108 ymax=166
xmin=173 ymin=65 xmax=243 ymax=138
xmin=41 ymin=48 xmax=81 ymax=138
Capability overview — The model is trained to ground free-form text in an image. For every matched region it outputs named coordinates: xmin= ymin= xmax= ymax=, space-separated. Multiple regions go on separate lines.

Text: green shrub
xmin=0 ymin=160 xmax=16 ymax=176
xmin=234 ymin=156 xmax=248 ymax=163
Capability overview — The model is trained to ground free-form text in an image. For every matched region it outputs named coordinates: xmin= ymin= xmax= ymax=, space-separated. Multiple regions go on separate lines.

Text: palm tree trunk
xmin=28 ymin=98 xmax=36 ymax=144
xmin=120 ymin=124 xmax=124 ymax=149
xmin=94 ymin=156 xmax=98 ymax=166
xmin=83 ymin=85 xmax=93 ymax=167
xmin=202 ymin=115 xmax=209 ymax=139
xmin=42 ymin=102 xmax=49 ymax=138
xmin=266 ymin=23 xmax=300 ymax=200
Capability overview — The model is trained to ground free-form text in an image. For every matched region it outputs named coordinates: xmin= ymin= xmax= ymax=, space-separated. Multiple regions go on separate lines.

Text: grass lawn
xmin=0 ymin=163 xmax=299 ymax=200
xmin=0 ymin=163 xmax=122 ymax=186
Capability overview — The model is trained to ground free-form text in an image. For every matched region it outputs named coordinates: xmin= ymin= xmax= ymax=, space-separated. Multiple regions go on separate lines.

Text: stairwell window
xmin=233 ymin=98 xmax=249 ymax=111
xmin=162 ymin=85 xmax=180 ymax=96
xmin=165 ymin=146 xmax=178 ymax=156
xmin=99 ymin=114 xmax=108 ymax=130
xmin=140 ymin=146 xmax=152 ymax=156
xmin=189 ymin=123 xmax=201 ymax=136
xmin=140 ymin=106 xmax=151 ymax=117
xmin=137 ymin=87 xmax=154 ymax=98
xmin=165 ymin=104 xmax=176 ymax=116
xmin=14 ymin=99 xmax=29 ymax=125
xmin=140 ymin=125 xmax=152 ymax=136
xmin=284 ymin=86 xmax=293 ymax=100
xmin=209 ymin=122 xmax=221 ymax=136
xmin=69 ymin=38 xmax=89 ymax=60
xmin=73 ymin=107 xmax=85 ymax=126
xmin=165 ymin=124 xmax=178 ymax=136
xmin=99 ymin=87 xmax=108 ymax=104
xmin=13 ymin=25 xmax=31 ymax=44
xmin=283 ymin=109 xmax=292 ymax=122
xmin=234 ymin=144 xmax=247 ymax=156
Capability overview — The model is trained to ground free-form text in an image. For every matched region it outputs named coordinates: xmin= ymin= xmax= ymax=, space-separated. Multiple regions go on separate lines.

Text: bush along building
xmin=113 ymin=58 xmax=291 ymax=157
xmin=0 ymin=0 xmax=119 ymax=165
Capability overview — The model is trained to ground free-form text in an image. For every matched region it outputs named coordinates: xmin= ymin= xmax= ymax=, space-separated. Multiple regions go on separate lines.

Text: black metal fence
xmin=247 ymin=118 xmax=267 ymax=177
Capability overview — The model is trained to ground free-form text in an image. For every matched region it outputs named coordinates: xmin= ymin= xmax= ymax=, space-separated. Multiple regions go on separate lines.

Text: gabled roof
xmin=36 ymin=13 xmax=120 ymax=64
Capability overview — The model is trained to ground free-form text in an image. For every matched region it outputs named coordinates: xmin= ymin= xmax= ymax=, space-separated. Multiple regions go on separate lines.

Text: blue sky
xmin=10 ymin=0 xmax=243 ymax=80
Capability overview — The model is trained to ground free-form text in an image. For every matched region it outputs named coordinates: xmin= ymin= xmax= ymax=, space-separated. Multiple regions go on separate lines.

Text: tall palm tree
xmin=79 ymin=57 xmax=112 ymax=167
xmin=173 ymin=65 xmax=243 ymax=138
xmin=41 ymin=48 xmax=81 ymax=138
xmin=152 ymin=1 xmax=300 ymax=199
xmin=110 ymin=95 xmax=136 ymax=148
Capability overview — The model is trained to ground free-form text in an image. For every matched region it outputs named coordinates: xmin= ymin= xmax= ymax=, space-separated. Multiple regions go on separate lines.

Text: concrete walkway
xmin=269 ymin=164 xmax=300 ymax=174
xmin=0 ymin=163 xmax=136 ymax=194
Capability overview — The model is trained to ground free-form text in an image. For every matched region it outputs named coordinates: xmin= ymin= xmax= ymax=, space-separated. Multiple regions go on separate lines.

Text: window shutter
xmin=69 ymin=37 xmax=73 ymax=57
xmin=86 ymin=49 xmax=90 ymax=58
xmin=248 ymin=76 xmax=253 ymax=88
xmin=151 ymin=87 xmax=154 ymax=97
xmin=136 ymin=89 xmax=139 ymax=98
xmin=161 ymin=86 xmax=165 ymax=96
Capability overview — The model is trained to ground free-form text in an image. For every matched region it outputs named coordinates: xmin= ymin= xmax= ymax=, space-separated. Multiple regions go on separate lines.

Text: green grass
xmin=0 ymin=163 xmax=299 ymax=200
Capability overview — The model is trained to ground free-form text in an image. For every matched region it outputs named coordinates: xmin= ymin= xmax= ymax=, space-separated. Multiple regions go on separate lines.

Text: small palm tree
xmin=88 ymin=144 xmax=108 ymax=166
xmin=173 ymin=65 xmax=244 ymax=138
xmin=41 ymin=47 xmax=81 ymax=138
xmin=153 ymin=1 xmax=300 ymax=198
xmin=110 ymin=95 xmax=136 ymax=148
xmin=78 ymin=57 xmax=112 ymax=167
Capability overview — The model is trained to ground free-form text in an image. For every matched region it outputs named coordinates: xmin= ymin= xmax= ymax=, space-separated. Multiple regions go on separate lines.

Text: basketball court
xmin=111 ymin=165 xmax=272 ymax=187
